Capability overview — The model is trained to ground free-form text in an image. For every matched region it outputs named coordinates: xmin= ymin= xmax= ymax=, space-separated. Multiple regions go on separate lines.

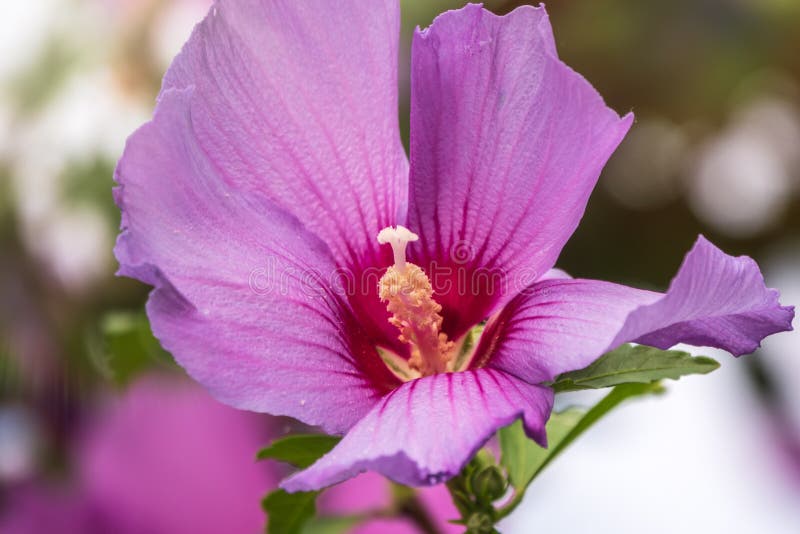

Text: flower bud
xmin=470 ymin=465 xmax=507 ymax=503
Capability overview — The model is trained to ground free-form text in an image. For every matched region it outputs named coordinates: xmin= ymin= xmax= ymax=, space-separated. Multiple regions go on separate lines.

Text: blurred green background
xmin=0 ymin=1 xmax=798 ymax=532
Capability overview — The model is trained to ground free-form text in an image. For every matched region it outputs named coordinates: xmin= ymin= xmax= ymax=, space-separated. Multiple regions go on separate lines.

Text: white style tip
xmin=377 ymin=225 xmax=419 ymax=269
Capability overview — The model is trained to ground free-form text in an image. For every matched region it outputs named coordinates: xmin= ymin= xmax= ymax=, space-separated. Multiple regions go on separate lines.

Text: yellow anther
xmin=377 ymin=227 xmax=454 ymax=376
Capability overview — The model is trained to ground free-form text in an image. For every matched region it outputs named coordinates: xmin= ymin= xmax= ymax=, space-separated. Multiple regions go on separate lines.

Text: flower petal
xmin=163 ymin=0 xmax=407 ymax=273
xmin=80 ymin=377 xmax=277 ymax=534
xmin=281 ymin=369 xmax=552 ymax=491
xmin=115 ymin=89 xmax=399 ymax=434
xmin=614 ymin=236 xmax=795 ymax=353
xmin=406 ymin=4 xmax=632 ymax=338
xmin=478 ymin=236 xmax=795 ymax=383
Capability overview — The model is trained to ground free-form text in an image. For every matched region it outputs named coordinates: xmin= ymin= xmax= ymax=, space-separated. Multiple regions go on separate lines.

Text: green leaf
xmin=301 ymin=515 xmax=363 ymax=534
xmin=262 ymin=490 xmax=318 ymax=534
xmin=257 ymin=434 xmax=341 ymax=468
xmin=499 ymin=408 xmax=584 ymax=491
xmin=498 ymin=382 xmax=663 ymax=518
xmin=96 ymin=312 xmax=173 ymax=386
xmin=550 ymin=344 xmax=719 ymax=392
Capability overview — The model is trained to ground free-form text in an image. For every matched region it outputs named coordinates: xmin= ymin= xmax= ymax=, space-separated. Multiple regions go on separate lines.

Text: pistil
xmin=377 ymin=226 xmax=454 ymax=376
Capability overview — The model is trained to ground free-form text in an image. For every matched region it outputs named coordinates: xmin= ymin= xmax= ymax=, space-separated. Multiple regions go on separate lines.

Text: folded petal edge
xmin=281 ymin=369 xmax=553 ymax=491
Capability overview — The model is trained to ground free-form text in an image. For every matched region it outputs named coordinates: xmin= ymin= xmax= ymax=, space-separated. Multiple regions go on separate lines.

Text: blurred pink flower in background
xmin=321 ymin=473 xmax=460 ymax=534
xmin=1 ymin=376 xmax=275 ymax=533
xmin=0 ymin=375 xmax=459 ymax=533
